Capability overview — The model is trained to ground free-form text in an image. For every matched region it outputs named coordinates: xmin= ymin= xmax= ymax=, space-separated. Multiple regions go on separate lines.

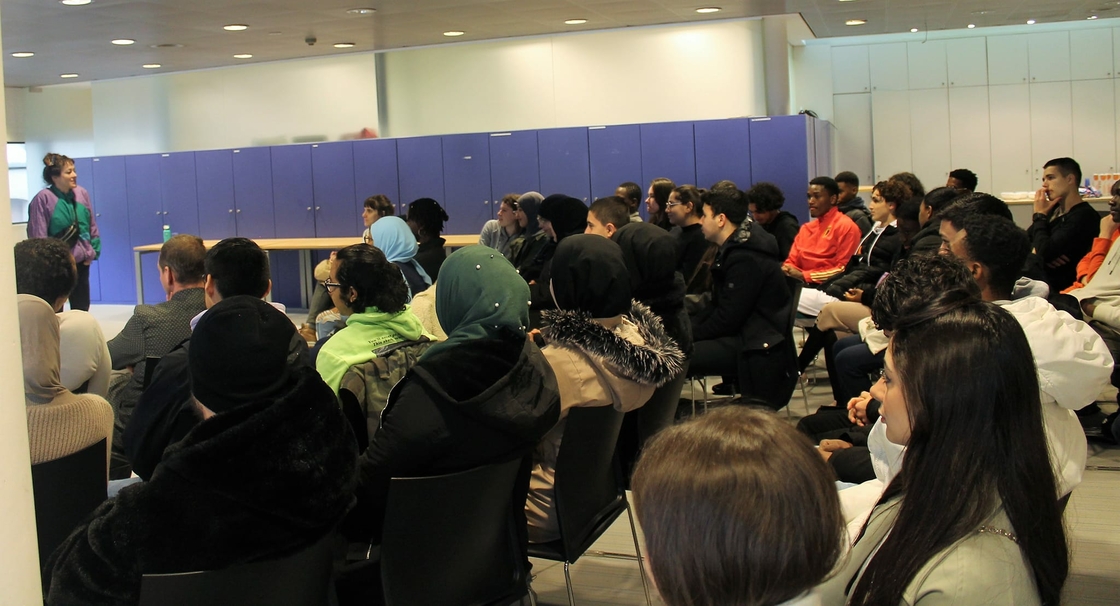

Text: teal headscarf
xmin=421 ymin=246 xmax=531 ymax=361
xmin=368 ymin=216 xmax=432 ymax=285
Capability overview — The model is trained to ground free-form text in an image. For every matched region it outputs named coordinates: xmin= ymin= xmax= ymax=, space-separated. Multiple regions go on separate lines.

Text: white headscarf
xmin=19 ymin=294 xmax=68 ymax=405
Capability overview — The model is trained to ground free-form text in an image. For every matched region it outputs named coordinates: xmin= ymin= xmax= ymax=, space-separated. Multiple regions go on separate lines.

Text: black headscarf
xmin=538 ymin=194 xmax=588 ymax=242
xmin=517 ymin=192 xmax=545 ymax=236
xmin=550 ymin=234 xmax=632 ymax=318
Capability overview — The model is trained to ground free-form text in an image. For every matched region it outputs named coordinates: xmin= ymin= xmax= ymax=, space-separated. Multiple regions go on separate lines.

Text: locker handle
xmin=315 ymin=206 xmax=321 ymax=210
xmin=307 ymin=207 xmax=312 ymax=211
xmin=229 ymin=209 xmax=234 ymax=213
xmin=237 ymin=209 xmax=241 ymax=214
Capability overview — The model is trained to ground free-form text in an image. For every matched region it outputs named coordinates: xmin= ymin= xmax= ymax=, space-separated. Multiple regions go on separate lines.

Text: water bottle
xmin=162 ymin=225 xmax=172 ymax=242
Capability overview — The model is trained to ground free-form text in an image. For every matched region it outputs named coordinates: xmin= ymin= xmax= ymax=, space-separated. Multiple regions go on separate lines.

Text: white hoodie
xmin=840 ymin=295 xmax=1113 ymax=535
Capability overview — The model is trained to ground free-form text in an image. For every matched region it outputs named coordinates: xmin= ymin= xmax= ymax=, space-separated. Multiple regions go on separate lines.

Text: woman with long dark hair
xmin=820 ymin=296 xmax=1068 ymax=605
xmin=645 ymin=177 xmax=674 ymax=230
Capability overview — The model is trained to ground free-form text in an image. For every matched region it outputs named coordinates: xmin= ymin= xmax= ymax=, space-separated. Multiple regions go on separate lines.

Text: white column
xmin=762 ymin=16 xmax=791 ymax=117
xmin=0 ymin=1 xmax=47 ymax=600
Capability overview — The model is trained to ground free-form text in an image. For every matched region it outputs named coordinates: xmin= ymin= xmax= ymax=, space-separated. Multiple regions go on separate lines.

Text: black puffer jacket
xmin=821 ymin=225 xmax=901 ymax=299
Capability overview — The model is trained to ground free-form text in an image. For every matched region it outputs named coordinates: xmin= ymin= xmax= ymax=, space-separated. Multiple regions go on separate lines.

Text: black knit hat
xmin=189 ymin=296 xmax=295 ymax=413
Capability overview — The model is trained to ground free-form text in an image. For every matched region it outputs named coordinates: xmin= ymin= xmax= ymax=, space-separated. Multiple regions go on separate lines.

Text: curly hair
xmin=15 ymin=238 xmax=76 ymax=306
xmin=745 ymin=182 xmax=785 ymax=213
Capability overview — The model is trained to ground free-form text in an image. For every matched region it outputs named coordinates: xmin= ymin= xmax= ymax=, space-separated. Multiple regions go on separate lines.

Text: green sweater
xmin=316 ymin=307 xmax=430 ymax=398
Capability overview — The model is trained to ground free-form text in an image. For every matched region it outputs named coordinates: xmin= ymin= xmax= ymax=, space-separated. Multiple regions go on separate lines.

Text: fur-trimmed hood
xmin=541 ymin=300 xmax=685 ymax=388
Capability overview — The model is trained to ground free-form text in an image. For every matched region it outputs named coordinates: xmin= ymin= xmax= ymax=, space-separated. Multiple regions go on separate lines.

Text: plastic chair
xmin=527 ymin=406 xmax=652 ymax=606
xmin=138 ymin=531 xmax=337 ymax=606
xmin=784 ymin=276 xmax=813 ymax=417
xmin=31 ymin=438 xmax=108 ymax=569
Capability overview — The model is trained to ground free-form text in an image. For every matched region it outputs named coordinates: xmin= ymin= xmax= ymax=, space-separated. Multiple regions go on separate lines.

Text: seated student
xmin=890 ymin=171 xmax=926 ymax=198
xmin=1063 ymin=178 xmax=1120 ymax=295
xmin=781 ymin=177 xmax=862 ymax=286
xmin=107 ymin=234 xmax=207 ymax=479
xmin=908 ymin=185 xmax=964 ymax=256
xmin=406 ymin=197 xmax=450 ymax=281
xmin=478 ymin=193 xmax=523 ymax=256
xmin=20 ymin=294 xmax=113 ymax=466
xmin=15 ymin=238 xmax=111 ymax=397
xmin=367 ymin=215 xmax=432 ymax=298
xmin=666 ymin=185 xmax=717 ymax=294
xmin=528 ymin=235 xmax=683 ymax=542
xmin=44 ymin=297 xmax=359 ymax=606
xmin=507 ymin=191 xmax=548 ymax=278
xmin=124 ymin=238 xmax=311 ymax=480
xmin=689 ymin=189 xmax=791 ymax=407
xmin=633 ymin=408 xmax=842 ymax=606
xmin=528 ymin=194 xmax=588 ymax=314
xmin=818 ymin=296 xmax=1069 ymax=605
xmin=615 ymin=182 xmax=644 ymax=223
xmin=583 ymin=195 xmax=631 ymax=238
xmin=835 ymin=170 xmax=872 ymax=235
xmin=1029 ymin=157 xmax=1100 ymax=293
xmin=746 ymin=181 xmax=798 ymax=261
xmin=347 ymin=246 xmax=561 ymax=547
xmin=645 ymin=178 xmax=674 ymax=230
xmin=947 ymin=167 xmax=979 ymax=192
xmin=315 ymin=244 xmax=430 ymax=397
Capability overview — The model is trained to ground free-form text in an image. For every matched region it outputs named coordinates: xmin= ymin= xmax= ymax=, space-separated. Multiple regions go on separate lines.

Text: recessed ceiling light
xmin=696 ymin=7 xmax=721 ymax=13
xmin=334 ymin=42 xmax=355 ymax=48
xmin=223 ymin=24 xmax=249 ymax=31
xmin=233 ymin=54 xmax=253 ymax=59
xmin=443 ymin=31 xmax=465 ymax=37
xmin=910 ymin=27 xmax=919 ymax=32
xmin=565 ymin=19 xmax=588 ymax=25
xmin=11 ymin=52 xmax=34 ymax=58
xmin=1089 ymin=15 xmax=1099 ymax=19
xmin=112 ymin=39 xmax=136 ymax=45
xmin=1027 ymin=19 xmax=1036 ymax=24
xmin=142 ymin=64 xmax=161 ymax=69
xmin=60 ymin=74 xmax=79 ymax=78
xmin=59 ymin=0 xmax=92 ymax=5
xmin=346 ymin=7 xmax=376 ymax=15
xmin=846 ymin=19 xmax=867 ymax=26
xmin=967 ymin=23 xmax=976 ymax=28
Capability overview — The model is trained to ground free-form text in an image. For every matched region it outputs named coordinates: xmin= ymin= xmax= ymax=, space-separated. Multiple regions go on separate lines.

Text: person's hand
xmin=818 ymin=439 xmax=852 ymax=461
xmin=847 ymin=391 xmax=873 ymax=426
xmin=528 ymin=279 xmax=536 ymax=285
xmin=1101 ymin=214 xmax=1120 ymax=239
xmin=843 ymin=288 xmax=863 ymax=302
xmin=1082 ymin=299 xmax=1097 ymax=318
xmin=783 ymin=265 xmax=804 ymax=281
xmin=1034 ymin=188 xmax=1060 ymax=215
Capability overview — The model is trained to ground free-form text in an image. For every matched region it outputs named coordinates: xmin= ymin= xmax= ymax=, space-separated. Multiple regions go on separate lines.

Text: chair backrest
xmin=552 ymin=405 xmax=627 ymax=560
xmin=138 ymin=531 xmax=337 ymax=606
xmin=381 ymin=457 xmax=527 ymax=606
xmin=785 ymin=276 xmax=805 ymax=339
xmin=338 ymin=338 xmax=432 ymax=452
xmin=31 ymin=438 xmax=108 ymax=569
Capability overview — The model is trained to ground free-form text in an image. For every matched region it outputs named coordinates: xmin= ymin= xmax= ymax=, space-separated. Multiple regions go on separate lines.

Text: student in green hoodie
xmin=315 ymin=244 xmax=431 ymax=397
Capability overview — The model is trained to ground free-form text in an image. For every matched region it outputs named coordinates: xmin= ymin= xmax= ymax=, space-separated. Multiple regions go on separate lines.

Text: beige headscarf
xmin=19 ymin=294 xmax=68 ymax=405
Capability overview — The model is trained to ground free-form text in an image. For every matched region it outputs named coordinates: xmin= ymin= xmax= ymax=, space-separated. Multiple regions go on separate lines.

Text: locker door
xmin=90 ymin=156 xmax=134 ymax=303
xmin=640 ymin=121 xmax=696 ymax=189
xmin=538 ymin=127 xmax=591 ymax=203
xmin=125 ymin=154 xmax=166 ymax=305
xmin=231 ymin=147 xmax=276 ymax=239
xmin=694 ymin=118 xmax=751 ymax=190
xmin=397 ymin=136 xmax=445 ymax=211
xmin=195 ymin=150 xmax=237 ymax=240
xmin=271 ymin=145 xmax=316 ymax=238
xmin=159 ymin=152 xmax=200 ymax=238
xmin=749 ymin=116 xmax=811 ymax=224
xmin=353 ymin=138 xmax=401 ymax=214
xmin=442 ymin=133 xmax=492 ymax=235
xmin=311 ymin=142 xmax=358 ymax=237
xmin=489 ymin=131 xmax=540 ymax=205
xmin=588 ymin=125 xmax=642 ymax=201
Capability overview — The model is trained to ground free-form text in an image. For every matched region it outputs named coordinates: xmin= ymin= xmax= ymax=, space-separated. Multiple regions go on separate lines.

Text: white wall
xmin=22 ymin=83 xmax=95 ymax=197
xmin=381 ymin=20 xmax=767 ymax=137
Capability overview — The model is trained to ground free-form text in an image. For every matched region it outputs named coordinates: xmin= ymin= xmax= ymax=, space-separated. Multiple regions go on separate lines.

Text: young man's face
xmin=584 ymin=211 xmax=613 ymax=238
xmin=807 ymin=184 xmax=837 ymax=219
xmin=749 ymin=202 xmax=777 ymax=226
xmin=1041 ymin=165 xmax=1075 ymax=202
xmin=615 ymin=187 xmax=637 ymax=212
xmin=837 ymin=182 xmax=858 ymax=204
xmin=497 ymin=202 xmax=517 ymax=228
xmin=938 ymin=220 xmax=969 ymax=263
xmin=700 ymin=204 xmax=725 ymax=243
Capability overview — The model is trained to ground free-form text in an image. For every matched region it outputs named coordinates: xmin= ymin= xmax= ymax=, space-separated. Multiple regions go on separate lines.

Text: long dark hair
xmin=851 ymin=300 xmax=1068 ymax=605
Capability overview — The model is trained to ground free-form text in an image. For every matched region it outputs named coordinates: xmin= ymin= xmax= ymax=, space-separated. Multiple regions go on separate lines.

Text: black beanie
xmin=189 ymin=296 xmax=296 ymax=414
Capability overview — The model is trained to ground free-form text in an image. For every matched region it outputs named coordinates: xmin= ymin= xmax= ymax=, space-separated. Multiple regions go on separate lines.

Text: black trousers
xmin=70 ymin=262 xmax=91 ymax=311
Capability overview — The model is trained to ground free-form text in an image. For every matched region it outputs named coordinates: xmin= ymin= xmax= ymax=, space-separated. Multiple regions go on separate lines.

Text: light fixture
xmin=443 ymin=31 xmax=465 ymax=37
xmin=967 ymin=23 xmax=976 ymax=28
xmin=60 ymin=73 xmax=79 ymax=78
xmin=846 ymin=19 xmax=867 ymax=26
xmin=112 ymin=39 xmax=136 ymax=45
xmin=11 ymin=52 xmax=34 ymax=58
xmin=334 ymin=42 xmax=355 ymax=48
xmin=565 ymin=19 xmax=588 ymax=25
xmin=223 ymin=24 xmax=249 ymax=31
xmin=1027 ymin=19 xmax=1036 ymax=24
xmin=233 ymin=53 xmax=253 ymax=59
xmin=346 ymin=7 xmax=376 ymax=15
xmin=60 ymin=0 xmax=92 ymax=5
xmin=1089 ymin=15 xmax=1099 ymax=19
xmin=910 ymin=27 xmax=919 ymax=32
xmin=142 ymin=64 xmax=161 ymax=69
xmin=696 ymin=7 xmax=721 ymax=13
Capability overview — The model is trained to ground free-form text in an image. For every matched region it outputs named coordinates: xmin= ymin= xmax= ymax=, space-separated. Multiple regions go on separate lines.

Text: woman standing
xmin=28 ymin=153 xmax=100 ymax=311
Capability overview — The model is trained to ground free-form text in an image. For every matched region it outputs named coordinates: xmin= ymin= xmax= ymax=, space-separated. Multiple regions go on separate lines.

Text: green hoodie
xmin=316 ymin=306 xmax=430 ymax=397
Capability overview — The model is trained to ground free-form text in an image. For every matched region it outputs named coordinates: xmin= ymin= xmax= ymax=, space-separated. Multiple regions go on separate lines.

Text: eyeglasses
xmin=322 ymin=279 xmax=341 ymax=292
xmin=665 ymin=201 xmax=684 ymax=208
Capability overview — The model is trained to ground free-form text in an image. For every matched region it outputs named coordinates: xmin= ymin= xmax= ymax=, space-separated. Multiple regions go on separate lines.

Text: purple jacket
xmin=28 ymin=185 xmax=100 ymax=263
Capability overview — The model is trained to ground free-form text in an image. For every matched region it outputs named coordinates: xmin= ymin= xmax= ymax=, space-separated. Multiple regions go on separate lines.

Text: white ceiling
xmin=0 ymin=0 xmax=1109 ymax=88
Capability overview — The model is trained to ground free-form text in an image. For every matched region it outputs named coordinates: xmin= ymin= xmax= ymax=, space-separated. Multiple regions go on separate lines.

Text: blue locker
xmin=353 ymin=139 xmax=401 ymax=215
xmin=270 ymin=145 xmax=316 ymax=239
xmin=231 ymin=147 xmax=276 ymax=239
xmin=442 ymin=133 xmax=492 ymax=235
xmin=311 ymin=142 xmax=359 ymax=237
xmin=538 ymin=127 xmax=591 ymax=203
xmin=90 ymin=156 xmax=134 ymax=304
xmin=694 ymin=118 xmax=752 ymax=190
xmin=71 ymin=157 xmax=100 ymax=302
xmin=195 ymin=150 xmax=237 ymax=239
xmin=159 ymin=152 xmax=201 ymax=237
xmin=489 ymin=131 xmax=540 ymax=206
xmin=750 ymin=116 xmax=812 ymax=224
xmin=640 ymin=122 xmax=697 ymax=189
xmin=125 ymin=155 xmax=167 ymax=305
xmin=588 ymin=125 xmax=642 ymax=202
xmin=397 ymin=137 xmax=444 ymax=212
